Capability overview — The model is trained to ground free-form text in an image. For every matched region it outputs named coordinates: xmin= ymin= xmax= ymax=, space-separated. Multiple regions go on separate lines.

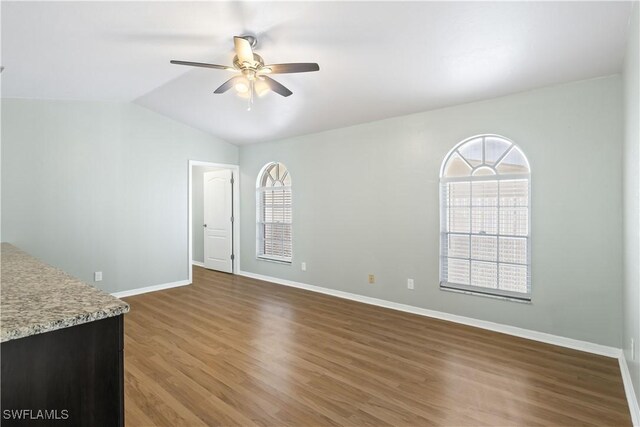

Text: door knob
xmin=203 ymin=224 xmax=207 ymax=228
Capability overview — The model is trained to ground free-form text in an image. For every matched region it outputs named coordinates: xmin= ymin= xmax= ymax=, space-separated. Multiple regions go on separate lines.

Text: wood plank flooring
xmin=123 ymin=267 xmax=631 ymax=426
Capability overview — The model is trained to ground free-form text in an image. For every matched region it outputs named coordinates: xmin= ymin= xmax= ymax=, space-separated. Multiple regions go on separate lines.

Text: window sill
xmin=257 ymin=256 xmax=292 ymax=265
xmin=440 ymin=283 xmax=531 ymax=304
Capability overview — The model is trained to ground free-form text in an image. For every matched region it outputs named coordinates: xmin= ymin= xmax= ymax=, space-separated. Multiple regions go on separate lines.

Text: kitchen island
xmin=1 ymin=243 xmax=129 ymax=426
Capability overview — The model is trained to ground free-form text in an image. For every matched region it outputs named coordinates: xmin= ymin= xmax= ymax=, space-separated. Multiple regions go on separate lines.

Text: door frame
xmin=188 ymin=160 xmax=241 ymax=283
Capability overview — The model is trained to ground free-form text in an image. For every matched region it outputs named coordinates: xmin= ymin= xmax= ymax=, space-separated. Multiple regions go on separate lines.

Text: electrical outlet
xmin=368 ymin=274 xmax=375 ymax=284
xmin=407 ymin=278 xmax=414 ymax=290
xmin=632 ymin=338 xmax=636 ymax=361
xmin=301 ymin=262 xmax=307 ymax=271
xmin=94 ymin=271 xmax=103 ymax=282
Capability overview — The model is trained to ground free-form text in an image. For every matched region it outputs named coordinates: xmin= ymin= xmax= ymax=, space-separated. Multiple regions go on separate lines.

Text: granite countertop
xmin=1 ymin=243 xmax=129 ymax=342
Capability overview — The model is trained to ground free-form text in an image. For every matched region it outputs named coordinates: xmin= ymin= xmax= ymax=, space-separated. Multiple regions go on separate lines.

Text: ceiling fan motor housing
xmin=233 ymin=53 xmax=264 ymax=71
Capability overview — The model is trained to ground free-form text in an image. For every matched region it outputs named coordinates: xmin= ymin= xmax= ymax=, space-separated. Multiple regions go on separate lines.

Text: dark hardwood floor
xmin=123 ymin=266 xmax=631 ymax=426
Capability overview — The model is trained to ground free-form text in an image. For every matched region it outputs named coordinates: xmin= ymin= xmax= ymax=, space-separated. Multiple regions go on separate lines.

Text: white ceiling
xmin=1 ymin=1 xmax=634 ymax=145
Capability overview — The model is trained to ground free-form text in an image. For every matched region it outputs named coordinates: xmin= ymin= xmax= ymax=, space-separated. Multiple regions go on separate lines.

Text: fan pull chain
xmin=247 ymin=79 xmax=255 ymax=111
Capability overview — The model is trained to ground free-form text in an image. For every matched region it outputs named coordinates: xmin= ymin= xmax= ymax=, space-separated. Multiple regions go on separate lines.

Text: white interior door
xmin=203 ymin=169 xmax=233 ymax=273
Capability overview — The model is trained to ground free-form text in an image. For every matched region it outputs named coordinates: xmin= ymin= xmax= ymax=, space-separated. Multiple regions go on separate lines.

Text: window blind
xmin=260 ymin=187 xmax=292 ymax=260
xmin=256 ymin=162 xmax=293 ymax=262
xmin=441 ymin=178 xmax=530 ymax=297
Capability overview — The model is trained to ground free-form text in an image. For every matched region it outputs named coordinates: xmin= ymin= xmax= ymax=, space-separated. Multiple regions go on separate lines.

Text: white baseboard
xmin=111 ymin=279 xmax=191 ymax=298
xmin=237 ymin=270 xmax=621 ymax=358
xmin=620 ymin=352 xmax=640 ymax=426
xmin=191 ymin=260 xmax=205 ymax=267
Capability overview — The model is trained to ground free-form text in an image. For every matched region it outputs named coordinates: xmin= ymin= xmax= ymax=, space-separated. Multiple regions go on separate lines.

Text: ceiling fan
xmin=170 ymin=35 xmax=319 ymax=110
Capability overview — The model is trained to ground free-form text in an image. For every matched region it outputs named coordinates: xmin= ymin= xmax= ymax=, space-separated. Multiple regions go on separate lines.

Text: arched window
xmin=256 ymin=162 xmax=292 ymax=263
xmin=440 ymin=135 xmax=531 ymax=301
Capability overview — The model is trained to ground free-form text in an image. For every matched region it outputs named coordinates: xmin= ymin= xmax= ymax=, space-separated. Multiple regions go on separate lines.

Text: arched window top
xmin=258 ymin=162 xmax=291 ymax=188
xmin=441 ymin=135 xmax=530 ymax=179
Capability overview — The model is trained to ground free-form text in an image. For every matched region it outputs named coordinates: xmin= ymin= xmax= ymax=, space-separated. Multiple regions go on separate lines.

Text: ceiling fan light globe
xmin=255 ymin=80 xmax=270 ymax=97
xmin=235 ymin=82 xmax=249 ymax=93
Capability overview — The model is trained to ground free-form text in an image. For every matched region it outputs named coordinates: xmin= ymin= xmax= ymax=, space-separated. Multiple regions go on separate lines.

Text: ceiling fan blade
xmin=170 ymin=60 xmax=234 ymax=71
xmin=261 ymin=76 xmax=292 ymax=97
xmin=260 ymin=63 xmax=320 ymax=74
xmin=214 ymin=76 xmax=243 ymax=94
xmin=234 ymin=36 xmax=254 ymax=65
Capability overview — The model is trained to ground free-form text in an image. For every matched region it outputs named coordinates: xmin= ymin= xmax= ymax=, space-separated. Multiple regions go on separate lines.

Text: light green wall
xmin=623 ymin=3 xmax=640 ymax=408
xmin=240 ymin=76 xmax=623 ymax=347
xmin=1 ymin=99 xmax=238 ymax=294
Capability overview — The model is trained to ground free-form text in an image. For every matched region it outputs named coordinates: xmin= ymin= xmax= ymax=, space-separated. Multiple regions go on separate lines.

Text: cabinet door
xmin=1 ymin=315 xmax=125 ymax=427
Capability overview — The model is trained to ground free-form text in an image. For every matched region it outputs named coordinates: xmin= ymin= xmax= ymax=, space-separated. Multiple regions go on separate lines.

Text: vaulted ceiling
xmin=1 ymin=1 xmax=634 ymax=144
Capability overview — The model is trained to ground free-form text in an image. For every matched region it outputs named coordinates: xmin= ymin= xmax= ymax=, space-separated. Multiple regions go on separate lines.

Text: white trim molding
xmin=111 ymin=279 xmax=191 ymax=298
xmin=237 ymin=270 xmax=620 ymax=358
xmin=619 ymin=352 xmax=640 ymax=426
xmin=192 ymin=260 xmax=205 ymax=268
xmin=188 ymin=160 xmax=241 ymax=283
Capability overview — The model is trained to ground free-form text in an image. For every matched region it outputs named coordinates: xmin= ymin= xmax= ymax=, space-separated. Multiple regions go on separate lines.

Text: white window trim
xmin=257 ymin=255 xmax=293 ymax=264
xmin=439 ymin=285 xmax=532 ymax=304
xmin=439 ymin=134 xmax=532 ymax=301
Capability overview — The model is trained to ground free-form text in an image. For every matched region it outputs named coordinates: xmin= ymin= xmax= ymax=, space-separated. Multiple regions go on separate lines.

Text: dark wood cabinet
xmin=1 ymin=315 xmax=125 ymax=426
